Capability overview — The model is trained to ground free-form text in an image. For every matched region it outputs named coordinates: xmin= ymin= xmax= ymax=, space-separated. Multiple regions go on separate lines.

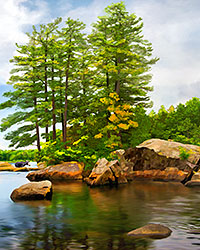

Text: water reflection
xmin=0 ymin=173 xmax=200 ymax=249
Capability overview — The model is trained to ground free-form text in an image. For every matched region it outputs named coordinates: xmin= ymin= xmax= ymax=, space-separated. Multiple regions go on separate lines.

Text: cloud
xmin=0 ymin=0 xmax=49 ymax=84
xmin=126 ymin=0 xmax=200 ymax=110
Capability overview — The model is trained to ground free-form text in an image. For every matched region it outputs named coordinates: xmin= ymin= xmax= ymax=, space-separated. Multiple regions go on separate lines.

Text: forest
xmin=0 ymin=2 xmax=199 ymax=168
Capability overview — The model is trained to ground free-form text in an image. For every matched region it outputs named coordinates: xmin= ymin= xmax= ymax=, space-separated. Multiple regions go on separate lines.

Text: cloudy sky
xmin=0 ymin=0 xmax=200 ymax=149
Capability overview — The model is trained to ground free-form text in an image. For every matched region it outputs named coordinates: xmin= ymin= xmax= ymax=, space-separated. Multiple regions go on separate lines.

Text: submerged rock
xmin=10 ymin=180 xmax=52 ymax=201
xmin=26 ymin=161 xmax=84 ymax=182
xmin=127 ymin=223 xmax=172 ymax=239
xmin=84 ymin=158 xmax=127 ymax=186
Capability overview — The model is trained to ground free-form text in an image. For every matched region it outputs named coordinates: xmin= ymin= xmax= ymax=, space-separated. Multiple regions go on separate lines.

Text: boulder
xmin=26 ymin=161 xmax=84 ymax=182
xmin=10 ymin=180 xmax=52 ymax=201
xmin=0 ymin=162 xmax=15 ymax=171
xmin=127 ymin=223 xmax=172 ymax=239
xmin=84 ymin=158 xmax=127 ymax=186
xmin=138 ymin=139 xmax=200 ymax=164
xmin=122 ymin=139 xmax=200 ymax=182
xmin=15 ymin=161 xmax=30 ymax=168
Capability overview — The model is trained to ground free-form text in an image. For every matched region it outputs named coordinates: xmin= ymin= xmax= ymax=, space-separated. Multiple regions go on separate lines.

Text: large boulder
xmin=10 ymin=180 xmax=52 ymax=201
xmin=84 ymin=158 xmax=128 ymax=186
xmin=122 ymin=139 xmax=200 ymax=182
xmin=127 ymin=223 xmax=172 ymax=239
xmin=26 ymin=161 xmax=84 ymax=182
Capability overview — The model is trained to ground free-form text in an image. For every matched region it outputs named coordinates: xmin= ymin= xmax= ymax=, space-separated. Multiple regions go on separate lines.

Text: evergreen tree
xmin=89 ymin=2 xmax=158 ymax=107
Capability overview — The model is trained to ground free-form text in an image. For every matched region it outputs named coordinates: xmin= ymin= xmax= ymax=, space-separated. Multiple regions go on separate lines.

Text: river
xmin=0 ymin=171 xmax=200 ymax=250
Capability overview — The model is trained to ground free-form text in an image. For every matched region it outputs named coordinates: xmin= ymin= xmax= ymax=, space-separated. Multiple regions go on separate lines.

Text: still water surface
xmin=0 ymin=171 xmax=200 ymax=249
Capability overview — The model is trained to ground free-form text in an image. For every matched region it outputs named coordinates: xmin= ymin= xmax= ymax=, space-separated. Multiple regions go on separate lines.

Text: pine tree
xmin=89 ymin=2 xmax=158 ymax=107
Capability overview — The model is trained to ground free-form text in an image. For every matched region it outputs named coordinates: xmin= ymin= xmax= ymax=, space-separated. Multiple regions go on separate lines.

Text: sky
xmin=0 ymin=0 xmax=200 ymax=149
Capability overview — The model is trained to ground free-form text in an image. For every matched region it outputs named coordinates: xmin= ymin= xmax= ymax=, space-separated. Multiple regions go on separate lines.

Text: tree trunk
xmin=51 ymin=59 xmax=56 ymax=141
xmin=115 ymin=58 xmax=121 ymax=94
xmin=44 ymin=48 xmax=49 ymax=142
xmin=63 ymin=55 xmax=71 ymax=145
xmin=34 ymin=97 xmax=41 ymax=151
xmin=58 ymin=73 xmax=65 ymax=136
xmin=106 ymin=71 xmax=109 ymax=88
xmin=52 ymin=89 xmax=56 ymax=141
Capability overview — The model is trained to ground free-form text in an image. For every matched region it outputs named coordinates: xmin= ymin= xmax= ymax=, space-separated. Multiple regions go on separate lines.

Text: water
xmin=0 ymin=172 xmax=200 ymax=250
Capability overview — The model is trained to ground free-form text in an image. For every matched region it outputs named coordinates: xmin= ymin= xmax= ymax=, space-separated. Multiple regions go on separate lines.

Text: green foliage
xmin=89 ymin=2 xmax=158 ymax=107
xmin=0 ymin=149 xmax=36 ymax=162
xmin=150 ymin=98 xmax=200 ymax=146
xmin=179 ymin=147 xmax=190 ymax=160
xmin=128 ymin=106 xmax=151 ymax=147
xmin=36 ymin=130 xmax=113 ymax=169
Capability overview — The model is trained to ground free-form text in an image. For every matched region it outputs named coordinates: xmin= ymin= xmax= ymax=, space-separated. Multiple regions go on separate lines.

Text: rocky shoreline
xmin=1 ymin=138 xmax=197 ymax=188
xmin=10 ymin=138 xmax=200 ymax=241
xmin=24 ymin=139 xmax=200 ymax=187
xmin=6 ymin=138 xmax=200 ymax=203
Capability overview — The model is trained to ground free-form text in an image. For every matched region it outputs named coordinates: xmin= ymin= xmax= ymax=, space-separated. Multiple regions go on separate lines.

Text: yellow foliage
xmin=109 ymin=100 xmax=114 ymax=105
xmin=107 ymin=106 xmax=114 ymax=111
xmin=118 ymin=123 xmax=129 ymax=130
xmin=109 ymin=93 xmax=115 ymax=98
xmin=128 ymin=120 xmax=138 ymax=127
xmin=168 ymin=105 xmax=175 ymax=113
xmin=115 ymin=110 xmax=128 ymax=117
xmin=109 ymin=92 xmax=120 ymax=101
xmin=94 ymin=133 xmax=103 ymax=139
xmin=100 ymin=98 xmax=109 ymax=105
xmin=107 ymin=142 xmax=119 ymax=149
xmin=109 ymin=114 xmax=118 ymax=123
xmin=100 ymin=97 xmax=106 ymax=103
xmin=123 ymin=104 xmax=131 ymax=110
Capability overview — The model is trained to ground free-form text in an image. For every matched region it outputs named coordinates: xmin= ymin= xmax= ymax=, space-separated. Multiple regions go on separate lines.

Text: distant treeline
xmin=0 ymin=149 xmax=37 ymax=162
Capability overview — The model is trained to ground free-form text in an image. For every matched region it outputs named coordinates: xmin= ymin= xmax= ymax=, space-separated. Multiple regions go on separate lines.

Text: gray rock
xmin=10 ymin=180 xmax=52 ymax=201
xmin=127 ymin=223 xmax=172 ymax=239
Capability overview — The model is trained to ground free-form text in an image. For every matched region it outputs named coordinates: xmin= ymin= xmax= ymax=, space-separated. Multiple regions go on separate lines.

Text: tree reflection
xmin=15 ymin=182 xmax=151 ymax=250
